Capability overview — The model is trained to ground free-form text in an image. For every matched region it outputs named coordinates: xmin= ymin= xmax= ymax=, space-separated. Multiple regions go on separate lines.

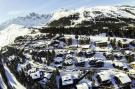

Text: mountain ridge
xmin=0 ymin=12 xmax=52 ymax=30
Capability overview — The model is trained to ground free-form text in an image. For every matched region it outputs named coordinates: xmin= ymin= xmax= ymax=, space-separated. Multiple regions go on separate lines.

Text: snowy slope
xmin=0 ymin=74 xmax=7 ymax=89
xmin=51 ymin=6 xmax=135 ymax=26
xmin=4 ymin=65 xmax=26 ymax=89
xmin=0 ymin=24 xmax=31 ymax=48
xmin=0 ymin=13 xmax=52 ymax=30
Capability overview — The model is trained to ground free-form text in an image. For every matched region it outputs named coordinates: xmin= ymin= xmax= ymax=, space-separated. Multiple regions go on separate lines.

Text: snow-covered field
xmin=0 ymin=24 xmax=31 ymax=48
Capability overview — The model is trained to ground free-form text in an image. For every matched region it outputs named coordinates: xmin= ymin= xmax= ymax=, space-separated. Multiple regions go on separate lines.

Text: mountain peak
xmin=0 ymin=13 xmax=52 ymax=30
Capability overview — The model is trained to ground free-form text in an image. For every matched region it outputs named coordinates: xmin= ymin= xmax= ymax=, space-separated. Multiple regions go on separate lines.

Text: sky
xmin=0 ymin=0 xmax=135 ymax=24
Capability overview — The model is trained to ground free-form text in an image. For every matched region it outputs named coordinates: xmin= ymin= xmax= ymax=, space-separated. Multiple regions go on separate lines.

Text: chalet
xmin=85 ymin=49 xmax=95 ymax=58
xmin=89 ymin=58 xmax=104 ymax=67
xmin=77 ymin=50 xmax=85 ymax=57
xmin=95 ymin=47 xmax=112 ymax=52
xmin=121 ymin=39 xmax=130 ymax=48
xmin=130 ymin=61 xmax=135 ymax=69
xmin=113 ymin=73 xmax=131 ymax=88
xmin=103 ymin=52 xmax=113 ymax=60
xmin=39 ymin=72 xmax=52 ymax=86
xmin=80 ymin=45 xmax=90 ymax=50
xmin=93 ymin=52 xmax=106 ymax=60
xmin=69 ymin=45 xmax=78 ymax=50
xmin=113 ymin=51 xmax=124 ymax=60
xmin=60 ymin=70 xmax=81 ymax=88
xmin=127 ymin=69 xmax=135 ymax=79
xmin=95 ymin=40 xmax=108 ymax=47
xmin=124 ymin=50 xmax=133 ymax=56
xmin=79 ymin=36 xmax=90 ymax=45
xmin=28 ymin=69 xmax=44 ymax=80
xmin=76 ymin=83 xmax=89 ymax=89
xmin=96 ymin=71 xmax=112 ymax=85
xmin=96 ymin=60 xmax=104 ymax=67
xmin=112 ymin=61 xmax=128 ymax=71
xmin=75 ymin=57 xmax=86 ymax=67
xmin=64 ymin=58 xmax=74 ymax=66
xmin=65 ymin=54 xmax=74 ymax=59
xmin=130 ymin=40 xmax=135 ymax=47
xmin=53 ymin=57 xmax=63 ymax=68
xmin=103 ymin=27 xmax=109 ymax=30
xmin=44 ymin=72 xmax=52 ymax=80
xmin=56 ymin=53 xmax=64 ymax=58
xmin=62 ymin=74 xmax=74 ymax=86
xmin=67 ymin=50 xmax=76 ymax=55
xmin=50 ymin=40 xmax=60 ymax=47
xmin=54 ymin=57 xmax=63 ymax=64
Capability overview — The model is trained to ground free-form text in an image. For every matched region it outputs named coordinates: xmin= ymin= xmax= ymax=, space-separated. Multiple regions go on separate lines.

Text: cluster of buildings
xmin=5 ymin=32 xmax=135 ymax=89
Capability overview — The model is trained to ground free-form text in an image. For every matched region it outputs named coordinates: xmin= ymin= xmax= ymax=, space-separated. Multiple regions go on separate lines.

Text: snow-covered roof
xmin=97 ymin=71 xmax=111 ymax=82
xmin=28 ymin=68 xmax=37 ymax=75
xmin=76 ymin=57 xmax=86 ymax=63
xmin=95 ymin=40 xmax=108 ymax=44
xmin=113 ymin=51 xmax=123 ymax=56
xmin=54 ymin=57 xmax=63 ymax=62
xmin=76 ymin=83 xmax=89 ymax=89
xmin=62 ymin=74 xmax=73 ymax=85
xmin=93 ymin=53 xmax=106 ymax=60
xmin=44 ymin=73 xmax=51 ymax=79
xmin=113 ymin=61 xmax=124 ymax=67
xmin=30 ymin=71 xmax=41 ymax=79
xmin=60 ymin=69 xmax=81 ymax=80
xmin=130 ymin=61 xmax=135 ymax=65
xmin=95 ymin=47 xmax=112 ymax=52
xmin=121 ymin=40 xmax=130 ymax=44
xmin=80 ymin=45 xmax=90 ymax=49
xmin=128 ymin=69 xmax=135 ymax=74
xmin=115 ymin=73 xmax=131 ymax=84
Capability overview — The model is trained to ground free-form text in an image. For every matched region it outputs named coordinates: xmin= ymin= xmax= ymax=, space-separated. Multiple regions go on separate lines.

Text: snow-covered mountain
xmin=0 ymin=6 xmax=135 ymax=48
xmin=1 ymin=6 xmax=135 ymax=30
xmin=49 ymin=6 xmax=135 ymax=27
xmin=0 ymin=12 xmax=52 ymax=30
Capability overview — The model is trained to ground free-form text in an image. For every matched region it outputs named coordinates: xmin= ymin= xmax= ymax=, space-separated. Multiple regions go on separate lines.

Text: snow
xmin=115 ymin=73 xmax=131 ymax=84
xmin=76 ymin=57 xmax=86 ymax=63
xmin=51 ymin=6 xmax=135 ymax=27
xmin=30 ymin=71 xmax=41 ymax=79
xmin=0 ymin=74 xmax=7 ymax=89
xmin=44 ymin=73 xmax=51 ymax=79
xmin=97 ymin=71 xmax=111 ymax=82
xmin=62 ymin=74 xmax=73 ymax=85
xmin=130 ymin=61 xmax=135 ymax=65
xmin=4 ymin=65 xmax=26 ymax=89
xmin=76 ymin=83 xmax=89 ymax=89
xmin=54 ymin=57 xmax=63 ymax=62
xmin=51 ymin=9 xmax=75 ymax=21
xmin=0 ymin=24 xmax=31 ymax=48
xmin=0 ymin=13 xmax=52 ymax=30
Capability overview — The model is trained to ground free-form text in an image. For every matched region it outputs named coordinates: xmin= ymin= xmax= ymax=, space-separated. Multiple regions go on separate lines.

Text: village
xmin=1 ymin=31 xmax=135 ymax=89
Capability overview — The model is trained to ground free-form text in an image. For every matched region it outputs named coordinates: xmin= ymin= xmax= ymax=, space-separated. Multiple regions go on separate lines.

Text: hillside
xmin=49 ymin=6 xmax=135 ymax=27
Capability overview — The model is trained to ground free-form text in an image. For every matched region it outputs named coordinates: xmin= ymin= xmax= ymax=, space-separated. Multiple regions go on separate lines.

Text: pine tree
xmin=117 ymin=40 xmax=123 ymax=48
